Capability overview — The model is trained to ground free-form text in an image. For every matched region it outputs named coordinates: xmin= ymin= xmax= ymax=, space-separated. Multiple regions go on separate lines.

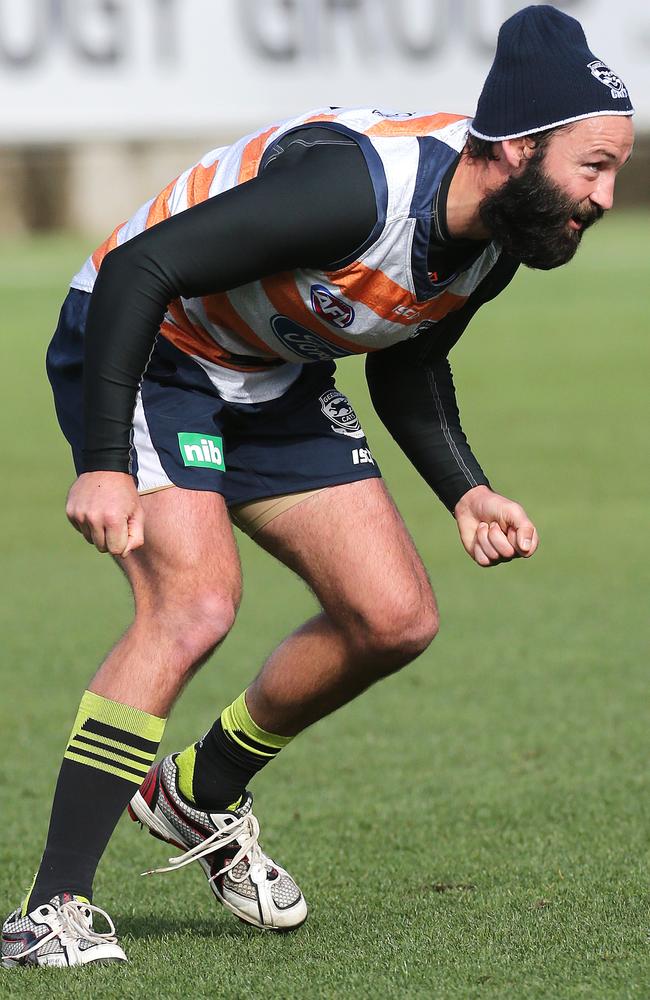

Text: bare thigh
xmin=255 ymin=479 xmax=437 ymax=646
xmin=118 ymin=487 xmax=242 ymax=611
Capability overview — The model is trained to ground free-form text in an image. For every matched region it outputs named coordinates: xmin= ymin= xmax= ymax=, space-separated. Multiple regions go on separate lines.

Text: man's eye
xmin=585 ymin=163 xmax=601 ymax=172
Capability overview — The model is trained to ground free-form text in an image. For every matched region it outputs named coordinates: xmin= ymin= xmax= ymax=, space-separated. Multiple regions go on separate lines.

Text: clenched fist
xmin=454 ymin=485 xmax=539 ymax=568
xmin=66 ymin=471 xmax=145 ymax=557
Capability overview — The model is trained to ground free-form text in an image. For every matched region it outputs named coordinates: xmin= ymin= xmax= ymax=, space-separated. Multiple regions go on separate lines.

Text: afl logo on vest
xmin=319 ymin=389 xmax=365 ymax=439
xmin=310 ymin=285 xmax=355 ymax=329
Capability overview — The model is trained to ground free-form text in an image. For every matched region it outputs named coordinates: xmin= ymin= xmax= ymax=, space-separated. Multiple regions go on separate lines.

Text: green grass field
xmin=1 ymin=216 xmax=648 ymax=999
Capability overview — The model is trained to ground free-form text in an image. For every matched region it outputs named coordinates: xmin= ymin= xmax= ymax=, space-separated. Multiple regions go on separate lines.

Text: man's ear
xmin=500 ymin=137 xmax=536 ymax=171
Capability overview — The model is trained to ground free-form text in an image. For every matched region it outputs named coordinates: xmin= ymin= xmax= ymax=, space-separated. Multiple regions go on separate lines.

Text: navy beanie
xmin=470 ymin=4 xmax=634 ymax=141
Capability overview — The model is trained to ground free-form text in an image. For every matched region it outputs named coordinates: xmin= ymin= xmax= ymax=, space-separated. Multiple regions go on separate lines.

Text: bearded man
xmin=2 ymin=4 xmax=634 ymax=969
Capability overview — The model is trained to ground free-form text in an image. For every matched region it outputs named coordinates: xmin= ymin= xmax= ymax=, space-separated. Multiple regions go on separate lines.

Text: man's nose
xmin=590 ymin=174 xmax=615 ymax=212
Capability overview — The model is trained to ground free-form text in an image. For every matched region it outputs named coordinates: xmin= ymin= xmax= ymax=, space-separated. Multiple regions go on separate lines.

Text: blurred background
xmin=1 ymin=0 xmax=648 ymax=235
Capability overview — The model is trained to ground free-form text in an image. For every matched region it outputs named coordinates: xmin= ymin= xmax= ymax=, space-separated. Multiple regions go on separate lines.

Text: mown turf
xmin=1 ymin=217 xmax=648 ymax=999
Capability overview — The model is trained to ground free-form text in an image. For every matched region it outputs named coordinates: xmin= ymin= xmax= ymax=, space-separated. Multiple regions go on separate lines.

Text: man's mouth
xmin=568 ymin=206 xmax=603 ymax=232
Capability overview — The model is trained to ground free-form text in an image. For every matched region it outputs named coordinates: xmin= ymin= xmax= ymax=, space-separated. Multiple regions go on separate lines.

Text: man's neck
xmin=446 ymin=152 xmax=494 ymax=241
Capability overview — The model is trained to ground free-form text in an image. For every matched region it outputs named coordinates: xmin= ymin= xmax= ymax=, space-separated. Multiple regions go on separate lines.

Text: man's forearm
xmin=366 ymin=252 xmax=521 ymax=512
xmin=366 ymin=350 xmax=490 ymax=513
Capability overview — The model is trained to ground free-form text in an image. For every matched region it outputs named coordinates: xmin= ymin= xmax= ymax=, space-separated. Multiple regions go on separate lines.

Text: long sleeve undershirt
xmin=82 ymin=128 xmax=518 ymax=511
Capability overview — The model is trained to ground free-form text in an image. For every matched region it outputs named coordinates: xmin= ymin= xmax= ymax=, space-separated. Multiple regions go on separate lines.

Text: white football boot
xmin=129 ymin=754 xmax=307 ymax=931
xmin=2 ymin=892 xmax=126 ymax=968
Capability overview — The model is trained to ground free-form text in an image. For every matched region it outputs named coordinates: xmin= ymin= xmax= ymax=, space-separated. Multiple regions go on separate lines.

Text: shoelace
xmin=142 ymin=811 xmax=268 ymax=884
xmin=10 ymin=899 xmax=117 ymax=960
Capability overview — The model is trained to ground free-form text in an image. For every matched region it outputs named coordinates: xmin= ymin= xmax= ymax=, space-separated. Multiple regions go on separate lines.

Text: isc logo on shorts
xmin=178 ymin=432 xmax=226 ymax=470
xmin=352 ymin=447 xmax=374 ymax=465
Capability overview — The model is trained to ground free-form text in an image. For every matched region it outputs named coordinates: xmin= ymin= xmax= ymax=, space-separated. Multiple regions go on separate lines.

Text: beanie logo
xmin=587 ymin=60 xmax=628 ymax=100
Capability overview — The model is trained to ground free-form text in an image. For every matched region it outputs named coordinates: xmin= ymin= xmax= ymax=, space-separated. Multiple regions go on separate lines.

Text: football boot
xmin=2 ymin=892 xmax=126 ymax=968
xmin=129 ymin=754 xmax=307 ymax=931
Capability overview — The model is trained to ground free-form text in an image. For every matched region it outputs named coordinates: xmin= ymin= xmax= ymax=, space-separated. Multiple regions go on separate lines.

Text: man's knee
xmin=141 ymin=588 xmax=239 ymax=669
xmin=176 ymin=590 xmax=239 ymax=661
xmin=351 ymin=589 xmax=439 ymax=670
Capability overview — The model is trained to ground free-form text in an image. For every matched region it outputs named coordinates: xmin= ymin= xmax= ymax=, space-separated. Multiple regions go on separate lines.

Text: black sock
xmin=175 ymin=691 xmax=292 ymax=811
xmin=28 ymin=691 xmax=165 ymax=909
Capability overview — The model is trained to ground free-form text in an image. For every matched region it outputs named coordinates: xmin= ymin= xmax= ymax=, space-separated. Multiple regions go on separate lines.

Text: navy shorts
xmin=46 ymin=289 xmax=381 ymax=506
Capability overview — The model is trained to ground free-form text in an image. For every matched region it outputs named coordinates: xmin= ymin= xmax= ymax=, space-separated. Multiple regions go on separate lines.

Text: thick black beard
xmin=479 ymin=150 xmax=604 ymax=270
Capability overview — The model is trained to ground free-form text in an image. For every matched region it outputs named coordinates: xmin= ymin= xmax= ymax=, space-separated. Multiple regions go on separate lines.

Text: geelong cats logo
xmin=319 ymin=389 xmax=364 ymax=439
xmin=587 ymin=60 xmax=628 ymax=99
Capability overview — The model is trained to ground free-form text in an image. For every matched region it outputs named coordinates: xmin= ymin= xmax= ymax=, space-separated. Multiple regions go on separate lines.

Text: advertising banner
xmin=2 ymin=0 xmax=648 ymax=142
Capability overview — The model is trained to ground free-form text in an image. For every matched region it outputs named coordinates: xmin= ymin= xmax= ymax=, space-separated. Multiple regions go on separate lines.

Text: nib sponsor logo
xmin=310 ymin=284 xmax=355 ymax=329
xmin=178 ymin=433 xmax=226 ymax=470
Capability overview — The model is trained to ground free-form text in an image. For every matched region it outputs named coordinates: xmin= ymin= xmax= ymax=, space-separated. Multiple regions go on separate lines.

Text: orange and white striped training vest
xmin=72 ymin=107 xmax=503 ymax=404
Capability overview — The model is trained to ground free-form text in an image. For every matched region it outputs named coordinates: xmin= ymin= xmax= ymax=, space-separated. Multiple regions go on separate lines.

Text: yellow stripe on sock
xmin=71 ymin=729 xmax=158 ymax=762
xmin=62 ymin=691 xmax=166 ymax=782
xmin=74 ymin=691 xmax=166 ymax=744
xmin=21 ymin=873 xmax=37 ymax=917
xmin=65 ymin=737 xmax=151 ymax=774
xmin=221 ymin=692 xmax=292 ymax=755
xmin=227 ymin=728 xmax=278 ymax=757
xmin=63 ymin=750 xmax=149 ymax=784
xmin=176 ymin=743 xmax=197 ymax=803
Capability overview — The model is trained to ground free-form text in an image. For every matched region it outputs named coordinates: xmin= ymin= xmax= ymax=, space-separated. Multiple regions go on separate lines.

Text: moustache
xmin=570 ymin=203 xmax=604 ymax=229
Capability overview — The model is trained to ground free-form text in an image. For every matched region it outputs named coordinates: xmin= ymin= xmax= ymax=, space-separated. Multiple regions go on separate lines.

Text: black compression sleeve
xmin=82 ymin=139 xmax=376 ymax=472
xmin=367 ymin=350 xmax=490 ymax=512
xmin=366 ymin=254 xmax=519 ymax=512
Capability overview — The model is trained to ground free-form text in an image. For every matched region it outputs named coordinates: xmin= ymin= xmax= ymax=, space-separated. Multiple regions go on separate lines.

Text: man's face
xmin=479 ymin=116 xmax=634 ymax=269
